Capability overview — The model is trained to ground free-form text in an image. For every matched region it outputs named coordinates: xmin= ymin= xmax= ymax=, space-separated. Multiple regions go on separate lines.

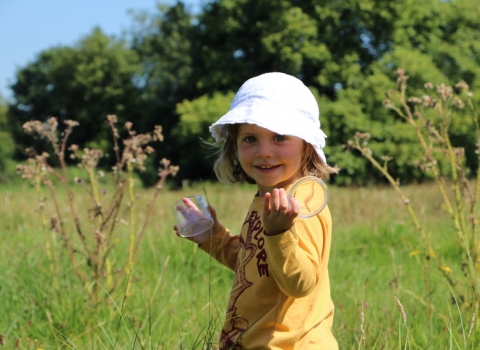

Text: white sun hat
xmin=209 ymin=72 xmax=328 ymax=164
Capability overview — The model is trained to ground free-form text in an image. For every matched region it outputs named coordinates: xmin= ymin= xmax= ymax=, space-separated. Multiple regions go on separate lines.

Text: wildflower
xmin=98 ymin=171 xmax=105 ymax=177
xmin=467 ymin=92 xmax=473 ymax=98
xmin=101 ymin=189 xmax=107 ymax=195
xmin=145 ymin=146 xmax=155 ymax=154
xmin=440 ymin=266 xmax=452 ymax=273
xmin=381 ymin=155 xmax=393 ymax=161
xmin=125 ymin=121 xmax=133 ymax=130
xmin=383 ymin=99 xmax=394 ymax=109
xmin=410 ymin=250 xmax=421 ymax=256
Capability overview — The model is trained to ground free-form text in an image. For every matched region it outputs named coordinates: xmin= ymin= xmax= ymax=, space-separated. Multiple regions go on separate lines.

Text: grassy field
xmin=0 ymin=180 xmax=478 ymax=349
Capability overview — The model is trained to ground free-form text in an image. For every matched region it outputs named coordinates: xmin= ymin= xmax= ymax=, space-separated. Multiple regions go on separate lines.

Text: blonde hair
xmin=212 ymin=124 xmax=339 ymax=184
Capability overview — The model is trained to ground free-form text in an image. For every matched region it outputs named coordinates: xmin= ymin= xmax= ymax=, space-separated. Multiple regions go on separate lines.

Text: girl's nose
xmin=255 ymin=141 xmax=272 ymax=158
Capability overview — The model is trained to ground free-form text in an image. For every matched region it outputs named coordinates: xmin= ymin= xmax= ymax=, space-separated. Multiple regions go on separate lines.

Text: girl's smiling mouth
xmin=255 ymin=164 xmax=280 ymax=171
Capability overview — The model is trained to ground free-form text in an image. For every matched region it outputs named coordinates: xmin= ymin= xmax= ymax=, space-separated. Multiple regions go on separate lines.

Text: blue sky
xmin=0 ymin=0 xmax=202 ymax=102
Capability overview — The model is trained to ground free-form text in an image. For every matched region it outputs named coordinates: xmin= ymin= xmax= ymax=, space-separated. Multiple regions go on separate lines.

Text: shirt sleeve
xmin=264 ymin=212 xmax=328 ymax=298
xmin=198 ymin=223 xmax=240 ymax=271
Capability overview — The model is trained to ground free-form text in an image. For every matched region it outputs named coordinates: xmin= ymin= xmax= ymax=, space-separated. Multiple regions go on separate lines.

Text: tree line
xmin=2 ymin=0 xmax=479 ymax=186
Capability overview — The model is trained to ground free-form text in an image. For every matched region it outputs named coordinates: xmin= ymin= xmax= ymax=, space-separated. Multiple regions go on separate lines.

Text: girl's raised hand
xmin=262 ymin=188 xmax=300 ymax=236
xmin=173 ymin=198 xmax=218 ymax=245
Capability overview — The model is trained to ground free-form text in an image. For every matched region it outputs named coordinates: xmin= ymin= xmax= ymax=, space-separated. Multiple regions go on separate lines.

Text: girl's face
xmin=236 ymin=124 xmax=304 ymax=196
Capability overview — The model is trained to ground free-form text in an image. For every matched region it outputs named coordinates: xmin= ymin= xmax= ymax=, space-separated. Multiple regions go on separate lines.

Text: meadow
xmin=0 ymin=180 xmax=477 ymax=349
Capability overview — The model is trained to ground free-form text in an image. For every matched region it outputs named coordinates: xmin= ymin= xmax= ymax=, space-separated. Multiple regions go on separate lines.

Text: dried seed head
xmin=455 ymin=81 xmax=469 ymax=91
xmin=154 ymin=125 xmax=164 ymax=141
xmin=74 ymin=177 xmax=83 ymax=184
xmin=107 ymin=115 xmax=118 ymax=123
xmin=467 ymin=313 xmax=475 ymax=340
xmin=383 ymin=99 xmax=394 ymax=109
xmin=169 ymin=165 xmax=180 ymax=176
xmin=64 ymin=120 xmax=79 ymax=128
xmin=453 ymin=147 xmax=465 ymax=157
xmin=452 ymin=96 xmax=465 ymax=109
xmin=424 ymin=82 xmax=434 ymax=89
xmin=408 ymin=97 xmax=422 ymax=104
xmin=355 ymin=132 xmax=371 ymax=140
xmin=422 ymin=95 xmax=435 ymax=108
xmin=394 ymin=296 xmax=407 ymax=325
xmin=437 ymin=83 xmax=453 ymax=101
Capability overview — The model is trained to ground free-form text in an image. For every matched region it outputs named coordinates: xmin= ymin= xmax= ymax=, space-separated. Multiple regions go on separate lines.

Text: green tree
xmin=128 ymin=2 xmax=197 ymax=185
xmin=8 ymin=28 xmax=142 ymax=163
xmin=187 ymin=0 xmax=480 ymax=184
xmin=0 ymin=94 xmax=15 ymax=181
xmin=173 ymin=91 xmax=235 ymax=180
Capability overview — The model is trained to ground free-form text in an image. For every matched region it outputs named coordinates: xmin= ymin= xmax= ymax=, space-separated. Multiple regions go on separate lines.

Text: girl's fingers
xmin=271 ymin=188 xmax=280 ymax=211
xmin=289 ymin=197 xmax=300 ymax=216
xmin=183 ymin=197 xmax=198 ymax=210
xmin=278 ymin=188 xmax=289 ymax=213
xmin=263 ymin=192 xmax=272 ymax=214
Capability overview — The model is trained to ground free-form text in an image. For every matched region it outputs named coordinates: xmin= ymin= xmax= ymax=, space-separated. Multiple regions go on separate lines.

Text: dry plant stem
xmin=45 ymin=182 xmax=89 ymax=285
xmin=34 ymin=168 xmax=60 ymax=290
xmin=439 ymin=104 xmax=469 ymax=247
xmin=396 ymin=100 xmax=467 ymax=251
xmin=353 ymin=139 xmax=468 ymax=299
xmin=354 ymin=140 xmax=426 ymax=243
xmin=127 ymin=161 xmax=136 ymax=273
xmin=467 ymin=97 xmax=480 ymax=259
xmin=52 ymin=125 xmax=93 ymax=259
xmin=101 ymin=181 xmax=126 ymax=232
xmin=132 ymin=169 xmax=170 ymax=258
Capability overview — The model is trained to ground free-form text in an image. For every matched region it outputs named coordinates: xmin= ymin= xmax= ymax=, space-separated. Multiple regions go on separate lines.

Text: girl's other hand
xmin=174 ymin=202 xmax=219 ymax=246
xmin=262 ymin=188 xmax=300 ymax=236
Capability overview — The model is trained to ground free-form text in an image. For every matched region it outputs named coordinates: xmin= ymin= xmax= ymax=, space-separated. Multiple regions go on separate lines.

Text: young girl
xmin=175 ymin=72 xmax=339 ymax=349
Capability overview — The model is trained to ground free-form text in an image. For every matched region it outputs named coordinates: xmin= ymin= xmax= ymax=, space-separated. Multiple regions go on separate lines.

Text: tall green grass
xmin=0 ymin=181 xmax=477 ymax=349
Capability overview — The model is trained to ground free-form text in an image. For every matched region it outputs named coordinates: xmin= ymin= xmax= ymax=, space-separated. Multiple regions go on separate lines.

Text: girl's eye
xmin=273 ymin=135 xmax=287 ymax=141
xmin=243 ymin=136 xmax=256 ymax=143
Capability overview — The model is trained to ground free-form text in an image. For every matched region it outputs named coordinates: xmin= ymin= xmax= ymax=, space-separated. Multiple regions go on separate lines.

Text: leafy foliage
xmin=5 ymin=0 xmax=480 ymax=185
xmin=0 ymin=95 xmax=15 ymax=181
xmin=8 ymin=29 xmax=142 ymax=164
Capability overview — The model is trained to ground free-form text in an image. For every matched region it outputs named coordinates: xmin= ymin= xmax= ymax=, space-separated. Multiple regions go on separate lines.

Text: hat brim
xmin=210 ymin=103 xmax=327 ymax=163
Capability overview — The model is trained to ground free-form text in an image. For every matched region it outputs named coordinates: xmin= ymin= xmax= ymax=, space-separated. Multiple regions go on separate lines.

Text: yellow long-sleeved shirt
xmin=200 ymin=184 xmax=337 ymax=349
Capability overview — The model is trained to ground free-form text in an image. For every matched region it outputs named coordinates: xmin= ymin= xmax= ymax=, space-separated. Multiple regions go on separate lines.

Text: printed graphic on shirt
xmin=220 ymin=210 xmax=268 ymax=349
